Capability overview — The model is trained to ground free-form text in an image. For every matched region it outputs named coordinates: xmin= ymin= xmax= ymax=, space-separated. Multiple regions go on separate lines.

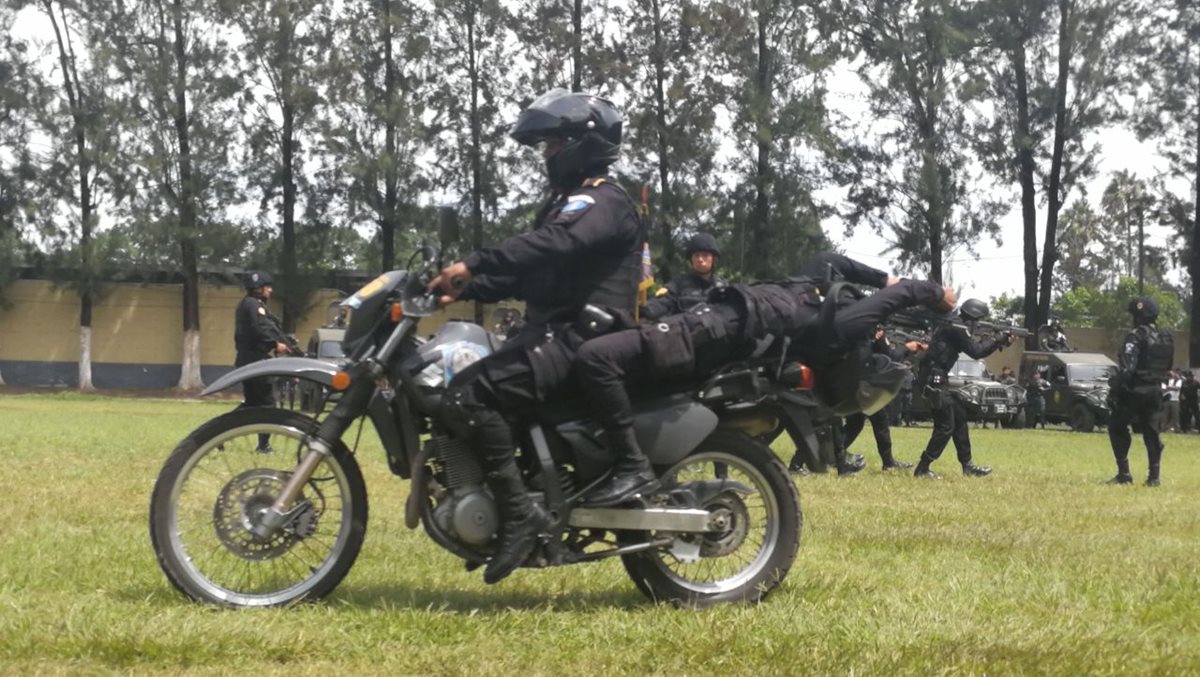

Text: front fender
xmin=200 ymin=357 xmax=340 ymax=396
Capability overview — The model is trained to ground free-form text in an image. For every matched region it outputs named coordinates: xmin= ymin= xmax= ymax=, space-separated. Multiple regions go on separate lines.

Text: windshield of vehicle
xmin=319 ymin=341 xmax=344 ymax=359
xmin=950 ymin=359 xmax=985 ymax=378
xmin=1069 ymin=364 xmax=1116 ymax=382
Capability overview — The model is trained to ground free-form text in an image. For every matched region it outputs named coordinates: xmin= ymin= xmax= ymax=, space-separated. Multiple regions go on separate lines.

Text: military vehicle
xmin=1018 ymin=351 xmax=1118 ymax=432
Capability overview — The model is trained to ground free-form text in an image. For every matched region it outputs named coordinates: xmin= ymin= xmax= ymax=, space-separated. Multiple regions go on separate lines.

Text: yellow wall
xmin=0 ymin=279 xmax=517 ymax=367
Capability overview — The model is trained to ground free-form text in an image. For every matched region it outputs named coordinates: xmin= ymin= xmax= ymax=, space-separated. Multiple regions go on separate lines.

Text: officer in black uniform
xmin=842 ymin=327 xmax=926 ymax=470
xmin=576 ymin=253 xmax=955 ymax=505
xmin=913 ymin=299 xmax=1015 ymax=479
xmin=1025 ymin=370 xmax=1050 ymax=429
xmin=234 ymin=271 xmax=290 ymax=451
xmin=645 ymin=232 xmax=726 ymax=319
xmin=1106 ymin=296 xmax=1173 ymax=486
xmin=428 ymin=89 xmax=643 ymax=584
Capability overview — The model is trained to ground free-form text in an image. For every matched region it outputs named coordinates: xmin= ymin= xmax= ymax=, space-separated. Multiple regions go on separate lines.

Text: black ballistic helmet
xmin=959 ymin=298 xmax=989 ymax=322
xmin=1127 ymin=296 xmax=1159 ymax=323
xmin=243 ymin=271 xmax=274 ymax=291
xmin=510 ymin=89 xmax=622 ymax=187
xmin=685 ymin=232 xmax=721 ymax=258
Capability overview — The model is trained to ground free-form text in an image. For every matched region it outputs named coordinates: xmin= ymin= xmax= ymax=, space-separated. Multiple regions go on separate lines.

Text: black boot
xmin=879 ymin=448 xmax=913 ymax=470
xmin=483 ymin=460 xmax=550 ymax=585
xmin=584 ymin=427 xmax=660 ymax=507
xmin=913 ymin=457 xmax=939 ymax=479
xmin=1146 ymin=464 xmax=1161 ymax=487
xmin=837 ymin=455 xmax=865 ymax=476
xmin=962 ymin=462 xmax=992 ymax=477
xmin=1106 ymin=457 xmax=1132 ymax=485
xmin=787 ymin=455 xmax=811 ymax=477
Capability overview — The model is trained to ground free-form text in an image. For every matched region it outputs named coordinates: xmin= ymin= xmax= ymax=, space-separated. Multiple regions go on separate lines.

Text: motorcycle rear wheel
xmin=149 ymin=407 xmax=368 ymax=607
xmin=620 ymin=430 xmax=802 ymax=607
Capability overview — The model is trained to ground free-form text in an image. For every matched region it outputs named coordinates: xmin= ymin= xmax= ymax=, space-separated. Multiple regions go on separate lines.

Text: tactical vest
xmin=916 ymin=327 xmax=961 ymax=389
xmin=1134 ymin=325 xmax=1174 ymax=382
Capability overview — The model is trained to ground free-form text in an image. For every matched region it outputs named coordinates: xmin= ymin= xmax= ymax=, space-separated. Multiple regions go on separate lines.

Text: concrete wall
xmin=0 ymin=279 xmax=512 ymax=389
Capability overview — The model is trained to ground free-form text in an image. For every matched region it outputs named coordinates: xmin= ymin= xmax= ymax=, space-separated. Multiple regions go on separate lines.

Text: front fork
xmin=252 ymin=360 xmax=384 ymax=538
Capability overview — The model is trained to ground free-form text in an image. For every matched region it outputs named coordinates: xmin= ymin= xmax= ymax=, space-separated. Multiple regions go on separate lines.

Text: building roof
xmin=1023 ymin=351 xmax=1116 ymax=366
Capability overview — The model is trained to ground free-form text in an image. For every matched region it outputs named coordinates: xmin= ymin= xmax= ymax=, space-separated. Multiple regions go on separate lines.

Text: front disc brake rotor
xmin=700 ymin=492 xmax=750 ymax=558
xmin=212 ymin=468 xmax=315 ymax=561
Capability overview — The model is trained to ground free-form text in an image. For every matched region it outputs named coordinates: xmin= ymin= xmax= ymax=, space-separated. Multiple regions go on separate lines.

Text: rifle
xmin=890 ymin=311 xmax=1032 ymax=342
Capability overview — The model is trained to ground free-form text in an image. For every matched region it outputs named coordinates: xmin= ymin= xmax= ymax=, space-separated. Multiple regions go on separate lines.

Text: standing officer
xmin=1025 ymin=370 xmax=1050 ymax=429
xmin=1180 ymin=370 xmax=1199 ymax=432
xmin=913 ymin=299 xmax=1015 ymax=479
xmin=234 ymin=271 xmax=290 ymax=452
xmin=842 ymin=327 xmax=925 ymax=470
xmin=644 ymin=233 xmax=726 ymax=319
xmin=1107 ymin=297 xmax=1173 ymax=486
xmin=428 ymin=89 xmax=643 ymax=584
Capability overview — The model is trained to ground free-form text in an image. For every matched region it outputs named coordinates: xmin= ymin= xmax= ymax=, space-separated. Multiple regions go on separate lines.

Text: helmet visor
xmin=510 ymin=89 xmax=596 ymax=145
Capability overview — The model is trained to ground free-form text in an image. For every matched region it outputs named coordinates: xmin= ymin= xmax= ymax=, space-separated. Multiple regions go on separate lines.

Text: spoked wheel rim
xmin=165 ymin=422 xmax=356 ymax=606
xmin=649 ymin=451 xmax=780 ymax=594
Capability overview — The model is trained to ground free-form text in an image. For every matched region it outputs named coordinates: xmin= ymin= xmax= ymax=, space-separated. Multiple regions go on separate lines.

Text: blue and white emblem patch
xmin=561 ymin=194 xmax=596 ymax=214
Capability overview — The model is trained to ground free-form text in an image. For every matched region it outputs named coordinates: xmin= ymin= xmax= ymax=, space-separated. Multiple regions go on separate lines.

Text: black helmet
xmin=959 ymin=298 xmax=989 ymax=322
xmin=685 ymin=232 xmax=721 ymax=258
xmin=1127 ymin=296 xmax=1159 ymax=323
xmin=510 ymin=89 xmax=622 ymax=187
xmin=243 ymin=271 xmax=273 ymax=291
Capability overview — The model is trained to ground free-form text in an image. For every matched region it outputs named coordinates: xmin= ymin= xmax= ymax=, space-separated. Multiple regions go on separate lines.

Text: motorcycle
xmin=149 ymin=247 xmax=802 ymax=608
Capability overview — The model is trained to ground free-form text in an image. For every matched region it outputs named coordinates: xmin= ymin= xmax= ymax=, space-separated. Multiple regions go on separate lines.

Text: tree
xmin=429 ymin=0 xmax=518 ymax=323
xmin=1054 ymin=277 xmax=1186 ymax=330
xmin=837 ymin=0 xmax=1004 ymax=283
xmin=0 ymin=3 xmax=41 ymax=309
xmin=975 ymin=0 xmax=1143 ymax=336
xmin=320 ymin=0 xmax=432 ymax=274
xmin=223 ymin=0 xmax=332 ymax=332
xmin=1134 ymin=0 xmax=1200 ymax=363
xmin=99 ymin=0 xmax=242 ymax=389
xmin=1053 ymin=198 xmax=1108 ymax=292
xmin=613 ymin=0 xmax=722 ymax=282
xmin=26 ymin=0 xmax=128 ymax=389
xmin=1097 ymin=171 xmax=1169 ymax=291
xmin=711 ymin=0 xmax=837 ymax=279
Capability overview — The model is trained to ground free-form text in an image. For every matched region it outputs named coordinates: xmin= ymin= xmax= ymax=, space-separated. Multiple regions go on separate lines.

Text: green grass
xmin=1 ymin=393 xmax=1198 ymax=675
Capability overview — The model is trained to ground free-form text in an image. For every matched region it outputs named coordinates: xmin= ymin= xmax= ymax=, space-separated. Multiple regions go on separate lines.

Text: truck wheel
xmin=1070 ymin=404 xmax=1096 ymax=433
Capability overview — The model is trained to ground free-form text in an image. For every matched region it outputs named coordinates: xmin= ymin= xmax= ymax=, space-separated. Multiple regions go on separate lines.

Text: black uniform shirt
xmin=644 ymin=271 xmax=727 ymax=320
xmin=919 ymin=326 xmax=1002 ymax=389
xmin=461 ymin=176 xmax=642 ymax=326
xmin=235 ymin=295 xmax=286 ymax=357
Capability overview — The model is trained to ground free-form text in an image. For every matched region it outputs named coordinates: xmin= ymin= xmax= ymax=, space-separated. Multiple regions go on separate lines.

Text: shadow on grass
xmin=119 ymin=580 xmax=645 ymax=614
xmin=335 ymin=582 xmax=644 ymax=613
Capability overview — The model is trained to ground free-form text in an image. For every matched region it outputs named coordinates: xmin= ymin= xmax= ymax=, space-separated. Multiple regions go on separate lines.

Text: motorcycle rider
xmin=576 ymin=253 xmax=955 ymax=506
xmin=842 ymin=327 xmax=926 ymax=470
xmin=234 ymin=271 xmax=290 ymax=452
xmin=644 ymin=232 xmax=726 ymax=320
xmin=428 ymin=89 xmax=643 ymax=584
xmin=1106 ymin=296 xmax=1173 ymax=486
xmin=913 ymin=299 xmax=1015 ymax=479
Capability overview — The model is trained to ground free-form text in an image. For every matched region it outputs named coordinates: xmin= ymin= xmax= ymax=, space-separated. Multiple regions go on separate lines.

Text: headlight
xmin=958 ymin=384 xmax=982 ymax=402
xmin=1087 ymin=389 xmax=1108 ymax=406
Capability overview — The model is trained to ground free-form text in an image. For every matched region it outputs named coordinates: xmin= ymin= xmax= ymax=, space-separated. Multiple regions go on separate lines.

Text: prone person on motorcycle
xmin=576 ymin=253 xmax=956 ymax=506
xmin=427 ymin=89 xmax=644 ymax=584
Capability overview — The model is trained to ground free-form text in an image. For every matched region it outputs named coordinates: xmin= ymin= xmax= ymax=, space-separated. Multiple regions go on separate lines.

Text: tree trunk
xmin=650 ymin=0 xmax=674 ymax=281
xmin=279 ymin=2 xmax=298 ymax=333
xmin=381 ymin=0 xmax=397 ymax=272
xmin=749 ymin=8 xmax=773 ymax=280
xmin=1012 ymin=43 xmax=1040 ymax=341
xmin=1037 ymin=0 xmax=1073 ymax=329
xmin=1190 ymin=60 xmax=1200 ymax=363
xmin=572 ymin=0 xmax=582 ymax=91
xmin=44 ymin=0 xmax=95 ymax=390
xmin=173 ymin=0 xmax=203 ymax=390
xmin=467 ymin=7 xmax=484 ymax=324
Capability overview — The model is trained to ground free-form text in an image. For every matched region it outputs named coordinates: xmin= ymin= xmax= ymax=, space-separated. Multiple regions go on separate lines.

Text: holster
xmin=639 ymin=315 xmax=696 ymax=379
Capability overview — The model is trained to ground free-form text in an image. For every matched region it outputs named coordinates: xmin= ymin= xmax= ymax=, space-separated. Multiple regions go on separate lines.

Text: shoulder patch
xmin=561 ymin=194 xmax=596 ymax=214
xmin=258 ymin=306 xmax=267 ymax=316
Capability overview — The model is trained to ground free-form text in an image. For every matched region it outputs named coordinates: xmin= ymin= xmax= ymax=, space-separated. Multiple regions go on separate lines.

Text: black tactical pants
xmin=443 ymin=326 xmax=580 ymax=467
xmin=1181 ymin=399 xmax=1198 ymax=432
xmin=1108 ymin=391 xmax=1163 ymax=471
xmin=842 ymin=409 xmax=893 ymax=464
xmin=920 ymin=389 xmax=974 ymax=465
xmin=1026 ymin=398 xmax=1046 ymax=428
xmin=235 ymin=352 xmax=275 ymax=449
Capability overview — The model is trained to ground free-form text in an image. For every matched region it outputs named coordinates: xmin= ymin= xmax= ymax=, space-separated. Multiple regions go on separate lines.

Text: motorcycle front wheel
xmin=149 ymin=407 xmax=368 ymax=607
xmin=621 ymin=430 xmax=802 ymax=607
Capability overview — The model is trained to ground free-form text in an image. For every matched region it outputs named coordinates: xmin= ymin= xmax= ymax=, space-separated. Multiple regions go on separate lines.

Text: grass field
xmin=1 ymin=392 xmax=1198 ymax=675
